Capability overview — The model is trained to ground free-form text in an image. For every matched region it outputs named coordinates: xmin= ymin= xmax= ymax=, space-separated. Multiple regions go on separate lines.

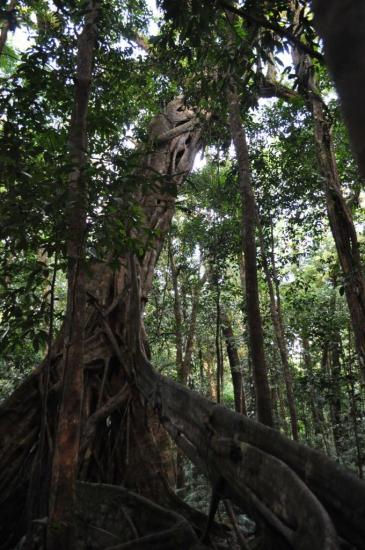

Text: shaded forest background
xmin=1 ymin=1 xmax=365 ymax=549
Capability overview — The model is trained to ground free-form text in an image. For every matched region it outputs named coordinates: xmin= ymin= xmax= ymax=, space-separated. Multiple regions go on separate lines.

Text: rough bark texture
xmin=0 ymin=97 xmax=202 ymax=549
xmin=134 ymin=348 xmax=365 ymax=549
xmin=46 ymin=4 xmax=99 ymax=548
xmin=312 ymin=0 xmax=365 ymax=179
xmin=227 ymin=85 xmax=273 ymax=427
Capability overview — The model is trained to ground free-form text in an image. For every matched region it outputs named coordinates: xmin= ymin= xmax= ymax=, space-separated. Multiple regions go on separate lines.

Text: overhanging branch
xmin=217 ymin=0 xmax=324 ymax=63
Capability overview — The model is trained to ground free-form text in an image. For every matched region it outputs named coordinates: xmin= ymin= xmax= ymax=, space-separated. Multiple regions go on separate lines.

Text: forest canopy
xmin=0 ymin=1 xmax=365 ymax=549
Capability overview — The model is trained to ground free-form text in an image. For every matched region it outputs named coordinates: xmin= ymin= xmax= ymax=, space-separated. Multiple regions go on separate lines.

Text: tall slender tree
xmin=47 ymin=2 xmax=99 ymax=547
xmin=258 ymin=221 xmax=298 ymax=439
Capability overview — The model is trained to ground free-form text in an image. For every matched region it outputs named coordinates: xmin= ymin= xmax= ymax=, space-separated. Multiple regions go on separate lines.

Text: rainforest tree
xmin=1 ymin=1 xmax=365 ymax=549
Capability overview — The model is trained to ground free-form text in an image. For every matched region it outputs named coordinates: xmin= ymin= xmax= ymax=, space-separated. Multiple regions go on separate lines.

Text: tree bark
xmin=134 ymin=347 xmax=364 ymax=549
xmin=0 ymin=97 xmax=202 ymax=548
xmin=215 ymin=281 xmax=223 ymax=403
xmin=328 ymin=340 xmax=342 ymax=457
xmin=221 ymin=310 xmax=246 ymax=414
xmin=326 ymin=281 xmax=343 ymax=458
xmin=227 ymin=84 xmax=273 ymax=427
xmin=46 ymin=3 xmax=99 ymax=548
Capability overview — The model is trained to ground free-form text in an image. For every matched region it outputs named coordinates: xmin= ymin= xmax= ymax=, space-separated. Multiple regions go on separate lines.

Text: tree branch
xmin=257 ymin=76 xmax=300 ymax=101
xmin=217 ymin=0 xmax=324 ymax=63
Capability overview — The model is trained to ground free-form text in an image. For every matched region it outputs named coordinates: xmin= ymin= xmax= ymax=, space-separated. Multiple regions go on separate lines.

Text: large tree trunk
xmin=0 ymin=97 xmax=202 ymax=549
xmin=227 ymin=84 xmax=273 ymax=427
xmin=2 ymin=56 xmax=365 ymax=550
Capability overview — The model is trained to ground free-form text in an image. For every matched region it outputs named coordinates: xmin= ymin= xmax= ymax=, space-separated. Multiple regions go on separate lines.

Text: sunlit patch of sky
xmin=146 ymin=0 xmax=160 ymax=35
xmin=11 ymin=0 xmax=160 ymax=52
xmin=11 ymin=23 xmax=33 ymax=52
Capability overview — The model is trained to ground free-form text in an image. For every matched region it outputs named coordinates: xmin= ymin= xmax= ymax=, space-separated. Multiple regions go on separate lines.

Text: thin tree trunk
xmin=182 ymin=272 xmax=207 ymax=385
xmin=47 ymin=3 xmax=99 ymax=547
xmin=0 ymin=0 xmax=15 ymax=57
xmin=168 ymin=239 xmax=185 ymax=489
xmin=258 ymin=220 xmax=298 ymax=439
xmin=169 ymin=247 xmax=206 ymax=487
xmin=198 ymin=349 xmax=204 ymax=388
xmin=227 ymin=84 xmax=273 ymax=427
xmin=344 ymin=325 xmax=364 ymax=479
xmin=320 ymin=343 xmax=335 ymax=457
xmin=215 ymin=282 xmax=223 ymax=403
xmin=169 ymin=243 xmax=207 ymax=386
xmin=327 ymin=280 xmax=343 ymax=458
xmin=221 ymin=310 xmax=246 ymax=414
xmin=302 ymin=336 xmax=330 ymax=454
xmin=329 ymin=339 xmax=342 ymax=458
xmin=169 ymin=238 xmax=183 ymax=376
xmin=205 ymin=353 xmax=217 ymax=401
xmin=215 ymin=301 xmax=221 ymax=403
